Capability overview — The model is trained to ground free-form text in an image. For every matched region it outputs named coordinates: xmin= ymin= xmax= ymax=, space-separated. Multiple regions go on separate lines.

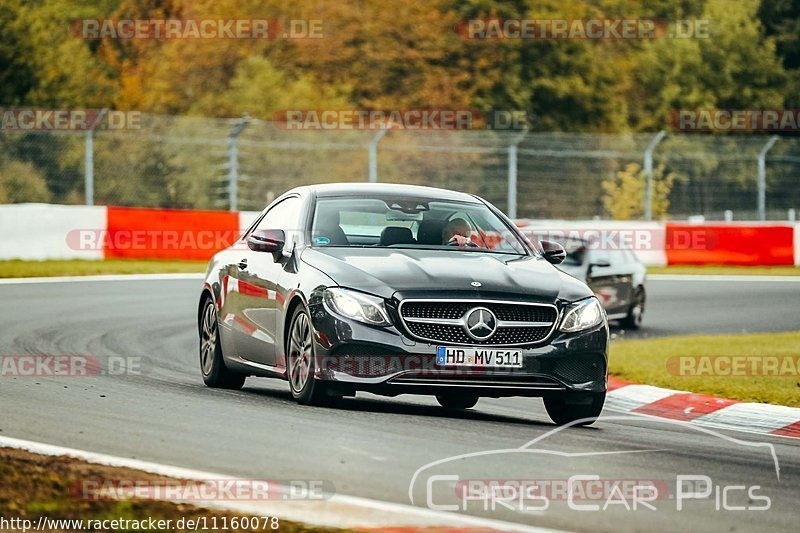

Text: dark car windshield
xmin=311 ymin=196 xmax=528 ymax=255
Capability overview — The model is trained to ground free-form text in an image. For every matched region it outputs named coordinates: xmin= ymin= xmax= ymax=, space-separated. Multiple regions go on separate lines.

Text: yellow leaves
xmin=601 ymin=162 xmax=679 ymax=220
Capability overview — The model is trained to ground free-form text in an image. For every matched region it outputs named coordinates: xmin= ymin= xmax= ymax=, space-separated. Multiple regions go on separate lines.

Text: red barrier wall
xmin=105 ymin=206 xmax=240 ymax=260
xmin=665 ymin=223 xmax=795 ymax=266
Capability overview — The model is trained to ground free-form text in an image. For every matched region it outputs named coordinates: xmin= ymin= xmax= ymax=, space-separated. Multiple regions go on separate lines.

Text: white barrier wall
xmin=0 ymin=203 xmax=106 ymax=260
xmin=796 ymin=223 xmax=800 ymax=267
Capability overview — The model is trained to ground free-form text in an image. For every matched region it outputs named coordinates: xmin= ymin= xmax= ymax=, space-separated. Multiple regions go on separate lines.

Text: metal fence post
xmin=507 ymin=129 xmax=528 ymax=219
xmin=227 ymin=115 xmax=250 ymax=212
xmin=643 ymin=130 xmax=666 ymax=221
xmin=368 ymin=127 xmax=388 ymax=183
xmin=84 ymin=108 xmax=108 ymax=206
xmin=757 ymin=135 xmax=779 ymax=221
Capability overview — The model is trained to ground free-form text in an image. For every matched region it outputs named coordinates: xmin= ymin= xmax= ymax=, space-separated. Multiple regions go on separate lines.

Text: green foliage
xmin=632 ymin=0 xmax=786 ymax=130
xmin=0 ymin=0 xmax=796 ymax=129
xmin=601 ymin=162 xmax=678 ymax=220
xmin=0 ymin=159 xmax=52 ymax=203
xmin=190 ymin=57 xmax=351 ymax=118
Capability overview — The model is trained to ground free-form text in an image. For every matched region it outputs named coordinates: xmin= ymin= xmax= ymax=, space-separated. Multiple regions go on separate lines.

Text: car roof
xmin=296 ymin=182 xmax=482 ymax=203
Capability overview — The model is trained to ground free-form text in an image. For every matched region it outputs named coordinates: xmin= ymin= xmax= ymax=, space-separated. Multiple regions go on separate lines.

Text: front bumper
xmin=308 ymin=301 xmax=608 ymax=398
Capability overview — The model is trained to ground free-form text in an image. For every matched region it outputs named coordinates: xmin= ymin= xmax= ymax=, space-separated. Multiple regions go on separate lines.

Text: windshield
xmin=311 ymin=196 xmax=528 ymax=255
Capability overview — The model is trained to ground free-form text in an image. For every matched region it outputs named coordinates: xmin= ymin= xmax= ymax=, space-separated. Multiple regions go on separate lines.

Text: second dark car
xmin=554 ymin=237 xmax=647 ymax=329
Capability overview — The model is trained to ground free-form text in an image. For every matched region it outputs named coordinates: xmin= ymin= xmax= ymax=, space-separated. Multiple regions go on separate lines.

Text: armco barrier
xmin=0 ymin=204 xmax=797 ymax=266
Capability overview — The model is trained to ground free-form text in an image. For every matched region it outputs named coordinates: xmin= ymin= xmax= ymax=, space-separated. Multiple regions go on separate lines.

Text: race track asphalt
xmin=1 ymin=277 xmax=798 ymax=532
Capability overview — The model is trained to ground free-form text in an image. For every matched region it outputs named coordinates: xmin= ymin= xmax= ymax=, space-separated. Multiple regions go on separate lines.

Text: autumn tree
xmin=601 ymin=162 xmax=679 ymax=220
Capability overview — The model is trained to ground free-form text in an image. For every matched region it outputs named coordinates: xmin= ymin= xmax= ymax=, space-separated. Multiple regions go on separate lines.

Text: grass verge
xmin=610 ymin=331 xmax=800 ymax=407
xmin=0 ymin=259 xmax=206 ymax=278
xmin=0 ymin=447 xmax=342 ymax=532
xmin=648 ymin=265 xmax=800 ymax=276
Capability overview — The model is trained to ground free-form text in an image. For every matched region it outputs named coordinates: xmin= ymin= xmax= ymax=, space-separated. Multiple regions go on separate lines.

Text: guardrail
xmin=1 ymin=204 xmax=798 ymax=266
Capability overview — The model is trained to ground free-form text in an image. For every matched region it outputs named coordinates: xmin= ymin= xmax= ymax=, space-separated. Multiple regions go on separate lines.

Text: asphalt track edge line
xmin=0 ymin=435 xmax=559 ymax=532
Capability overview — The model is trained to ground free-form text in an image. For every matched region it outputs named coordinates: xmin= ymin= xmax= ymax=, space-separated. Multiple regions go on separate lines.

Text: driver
xmin=442 ymin=218 xmax=476 ymax=247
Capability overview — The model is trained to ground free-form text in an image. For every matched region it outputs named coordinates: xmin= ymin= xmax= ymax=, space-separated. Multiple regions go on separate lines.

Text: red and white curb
xmin=606 ymin=378 xmax=800 ymax=439
xmin=0 ymin=435 xmax=555 ymax=532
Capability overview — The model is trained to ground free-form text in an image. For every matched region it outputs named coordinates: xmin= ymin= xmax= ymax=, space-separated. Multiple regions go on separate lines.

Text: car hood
xmin=301 ymin=247 xmax=593 ymax=302
xmin=556 ymin=263 xmax=587 ymax=281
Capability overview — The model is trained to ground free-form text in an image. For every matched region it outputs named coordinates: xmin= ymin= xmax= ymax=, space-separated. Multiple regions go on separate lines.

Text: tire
xmin=199 ymin=297 xmax=245 ymax=390
xmin=543 ymin=392 xmax=605 ymax=426
xmin=436 ymin=394 xmax=479 ymax=409
xmin=286 ymin=305 xmax=330 ymax=406
xmin=621 ymin=287 xmax=645 ymax=330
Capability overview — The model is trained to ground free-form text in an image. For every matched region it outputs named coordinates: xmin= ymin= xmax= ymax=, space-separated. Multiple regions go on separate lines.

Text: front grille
xmin=398 ymin=300 xmax=558 ymax=346
xmin=401 ymin=301 xmax=555 ymax=323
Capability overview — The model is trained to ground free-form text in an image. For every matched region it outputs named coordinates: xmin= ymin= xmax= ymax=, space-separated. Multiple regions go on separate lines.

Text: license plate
xmin=436 ymin=346 xmax=523 ymax=368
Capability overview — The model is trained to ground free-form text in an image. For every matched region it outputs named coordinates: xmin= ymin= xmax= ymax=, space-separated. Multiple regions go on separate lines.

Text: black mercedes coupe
xmin=198 ymin=183 xmax=608 ymax=425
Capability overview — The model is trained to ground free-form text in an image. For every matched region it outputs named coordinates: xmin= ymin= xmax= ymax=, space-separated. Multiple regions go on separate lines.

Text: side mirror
xmin=540 ymin=240 xmax=566 ymax=265
xmin=247 ymin=229 xmax=285 ymax=258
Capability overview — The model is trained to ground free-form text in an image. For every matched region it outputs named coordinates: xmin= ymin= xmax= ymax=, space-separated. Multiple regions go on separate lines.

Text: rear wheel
xmin=622 ymin=287 xmax=645 ymax=329
xmin=436 ymin=394 xmax=479 ymax=409
xmin=200 ymin=297 xmax=245 ymax=390
xmin=287 ymin=305 xmax=330 ymax=406
xmin=543 ymin=392 xmax=605 ymax=426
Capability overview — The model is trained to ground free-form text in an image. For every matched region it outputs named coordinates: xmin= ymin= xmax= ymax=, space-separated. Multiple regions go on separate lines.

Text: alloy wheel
xmin=288 ymin=311 xmax=313 ymax=392
xmin=200 ymin=301 xmax=217 ymax=375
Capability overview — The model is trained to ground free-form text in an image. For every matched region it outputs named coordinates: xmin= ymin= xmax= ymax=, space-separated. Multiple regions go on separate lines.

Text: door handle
xmin=238 ymin=259 xmax=248 ymax=270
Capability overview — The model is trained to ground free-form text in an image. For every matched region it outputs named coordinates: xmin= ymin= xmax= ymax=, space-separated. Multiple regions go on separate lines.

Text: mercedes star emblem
xmin=465 ymin=307 xmax=497 ymax=340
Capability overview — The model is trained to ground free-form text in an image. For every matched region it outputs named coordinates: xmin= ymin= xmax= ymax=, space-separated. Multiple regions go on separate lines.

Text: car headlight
xmin=323 ymin=287 xmax=392 ymax=326
xmin=559 ymin=297 xmax=605 ymax=333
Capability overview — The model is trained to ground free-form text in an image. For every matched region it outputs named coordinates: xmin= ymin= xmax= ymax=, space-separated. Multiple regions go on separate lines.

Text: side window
xmin=254 ymin=197 xmax=300 ymax=233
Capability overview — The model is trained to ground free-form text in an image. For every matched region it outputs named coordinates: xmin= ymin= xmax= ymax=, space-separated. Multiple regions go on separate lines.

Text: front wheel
xmin=286 ymin=306 xmax=330 ymax=406
xmin=621 ymin=287 xmax=645 ymax=330
xmin=199 ymin=297 xmax=245 ymax=390
xmin=436 ymin=394 xmax=479 ymax=409
xmin=543 ymin=392 xmax=605 ymax=426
